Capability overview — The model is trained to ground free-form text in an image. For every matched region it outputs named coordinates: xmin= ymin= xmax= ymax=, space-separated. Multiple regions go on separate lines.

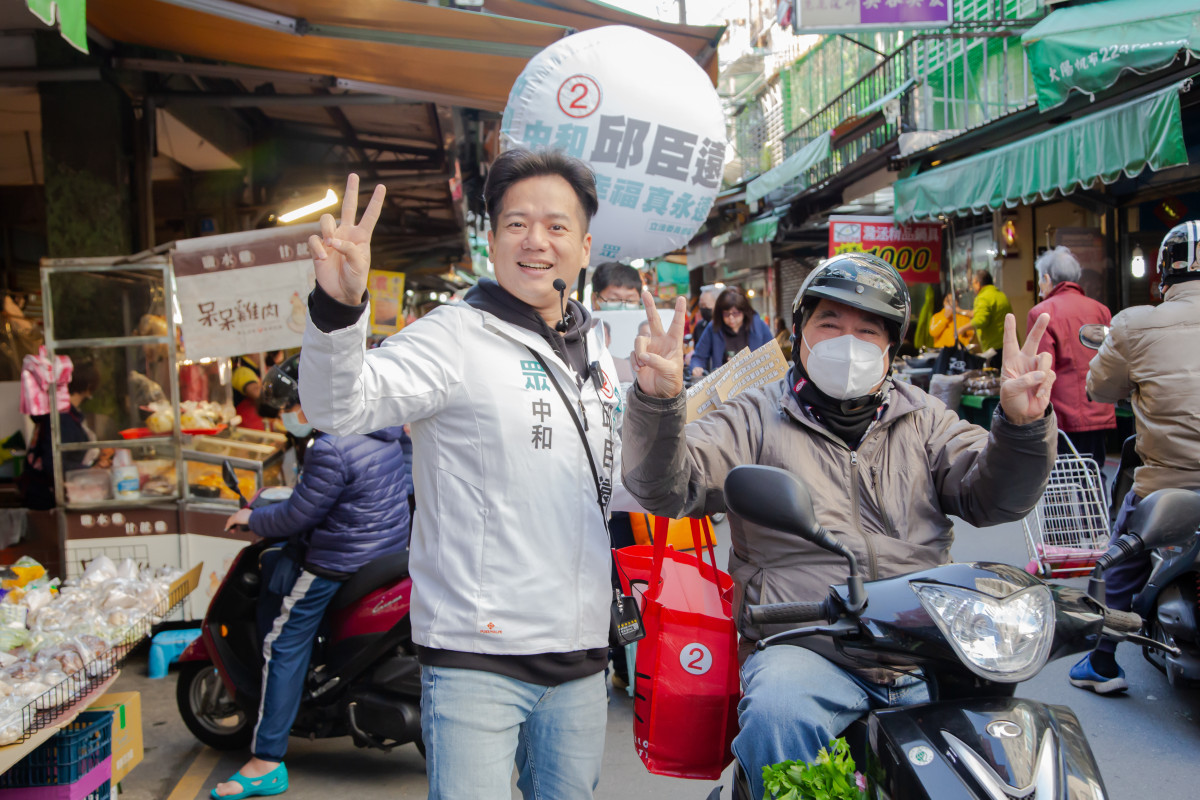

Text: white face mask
xmin=802 ymin=333 xmax=889 ymax=400
xmin=281 ymin=411 xmax=313 ymax=438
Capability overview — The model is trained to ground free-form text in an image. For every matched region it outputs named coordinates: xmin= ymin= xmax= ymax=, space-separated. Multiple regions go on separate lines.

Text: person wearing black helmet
xmin=1069 ymin=220 xmax=1200 ymax=695
xmin=622 ymin=252 xmax=1058 ymax=800
xmin=212 ymin=353 xmax=412 ymax=799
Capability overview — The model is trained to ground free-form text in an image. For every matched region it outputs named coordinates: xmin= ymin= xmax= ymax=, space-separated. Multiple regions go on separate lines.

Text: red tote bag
xmin=615 ymin=516 xmax=739 ymax=780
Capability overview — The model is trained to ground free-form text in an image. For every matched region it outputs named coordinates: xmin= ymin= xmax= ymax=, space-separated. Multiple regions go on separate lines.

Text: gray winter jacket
xmin=621 ymin=378 xmax=1055 ymax=667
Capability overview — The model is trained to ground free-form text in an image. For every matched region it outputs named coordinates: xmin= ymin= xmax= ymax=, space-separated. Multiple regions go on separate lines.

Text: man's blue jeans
xmin=1098 ymin=491 xmax=1152 ymax=655
xmin=253 ymin=567 xmax=343 ymax=761
xmin=420 ymin=665 xmax=607 ymax=800
xmin=733 ymin=646 xmax=929 ymax=800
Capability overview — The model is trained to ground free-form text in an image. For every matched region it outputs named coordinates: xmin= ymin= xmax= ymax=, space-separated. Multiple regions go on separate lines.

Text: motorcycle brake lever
xmin=1107 ymin=629 xmax=1183 ymax=657
xmin=755 ymin=619 xmax=860 ymax=650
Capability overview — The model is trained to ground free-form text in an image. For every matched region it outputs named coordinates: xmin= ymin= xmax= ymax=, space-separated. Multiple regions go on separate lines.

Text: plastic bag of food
xmin=80 ymin=555 xmax=118 ymax=587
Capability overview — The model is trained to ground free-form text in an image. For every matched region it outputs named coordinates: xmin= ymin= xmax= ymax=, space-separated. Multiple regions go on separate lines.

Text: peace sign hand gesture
xmin=998 ymin=312 xmax=1056 ymax=426
xmin=308 ymin=173 xmax=387 ymax=307
xmin=632 ymin=291 xmax=688 ymax=399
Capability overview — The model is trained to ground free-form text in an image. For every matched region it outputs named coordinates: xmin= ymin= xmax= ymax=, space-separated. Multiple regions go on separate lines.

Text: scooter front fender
xmin=865 ymin=697 xmax=1106 ymax=800
xmin=176 ymin=636 xmax=210 ymax=664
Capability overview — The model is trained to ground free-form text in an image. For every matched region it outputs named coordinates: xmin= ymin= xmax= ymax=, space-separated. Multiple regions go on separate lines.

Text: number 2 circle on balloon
xmin=679 ymin=643 xmax=713 ymax=675
xmin=557 ymin=75 xmax=601 ymax=118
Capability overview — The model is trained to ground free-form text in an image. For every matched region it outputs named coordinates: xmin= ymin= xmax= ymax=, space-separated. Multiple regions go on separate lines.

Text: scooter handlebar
xmin=1103 ymin=607 xmax=1143 ymax=634
xmin=746 ymin=600 xmax=831 ymax=626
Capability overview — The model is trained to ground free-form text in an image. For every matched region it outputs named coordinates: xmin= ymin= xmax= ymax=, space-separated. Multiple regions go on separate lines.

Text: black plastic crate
xmin=0 ymin=712 xmax=112 ymax=788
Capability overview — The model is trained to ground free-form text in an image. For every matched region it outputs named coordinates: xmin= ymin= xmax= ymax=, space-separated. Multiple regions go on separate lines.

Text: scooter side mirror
xmin=724 ymin=465 xmax=866 ymax=611
xmin=725 ymin=465 xmax=823 ymax=541
xmin=1127 ymin=488 xmax=1200 ymax=550
xmin=1078 ymin=324 xmax=1109 ymax=351
xmin=1089 ymin=489 xmax=1200 ymax=602
xmin=221 ymin=460 xmax=248 ymax=508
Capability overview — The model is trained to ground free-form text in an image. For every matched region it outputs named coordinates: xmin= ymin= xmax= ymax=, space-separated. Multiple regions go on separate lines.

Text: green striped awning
xmin=893 ymin=80 xmax=1189 ymax=224
xmin=741 ymin=213 xmax=781 ymax=244
xmin=745 ymin=132 xmax=832 ymax=211
xmin=1022 ymin=0 xmax=1200 ymax=111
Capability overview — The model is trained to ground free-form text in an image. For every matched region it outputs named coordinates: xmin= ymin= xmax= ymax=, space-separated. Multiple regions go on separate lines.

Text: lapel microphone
xmin=553 ymin=278 xmax=573 ymax=333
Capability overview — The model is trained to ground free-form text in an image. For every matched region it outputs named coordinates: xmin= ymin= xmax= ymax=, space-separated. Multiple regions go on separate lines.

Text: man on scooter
xmin=1070 ymin=220 xmax=1200 ymax=695
xmin=622 ymin=253 xmax=1058 ymax=800
xmin=212 ymin=354 xmax=411 ymax=799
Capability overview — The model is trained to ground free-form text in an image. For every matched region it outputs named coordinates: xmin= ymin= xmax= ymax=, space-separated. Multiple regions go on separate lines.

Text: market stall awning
xmin=1022 ymin=0 xmax=1200 ymax=111
xmin=745 ymin=132 xmax=832 ymax=211
xmin=86 ymin=0 xmax=723 ymax=112
xmin=741 ymin=211 xmax=784 ymax=244
xmin=831 ymin=79 xmax=914 ymax=144
xmin=893 ymin=80 xmax=1190 ymax=224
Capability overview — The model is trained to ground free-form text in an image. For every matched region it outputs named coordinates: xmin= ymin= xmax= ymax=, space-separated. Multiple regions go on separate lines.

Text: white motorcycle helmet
xmin=1157 ymin=220 xmax=1200 ymax=297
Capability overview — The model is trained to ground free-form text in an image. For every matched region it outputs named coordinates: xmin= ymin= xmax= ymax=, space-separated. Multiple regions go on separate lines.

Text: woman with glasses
xmin=689 ymin=287 xmax=772 ymax=379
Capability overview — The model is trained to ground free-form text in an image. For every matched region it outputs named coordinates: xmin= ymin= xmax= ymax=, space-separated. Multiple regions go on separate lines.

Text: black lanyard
xmin=524 ymin=348 xmax=612 ymax=525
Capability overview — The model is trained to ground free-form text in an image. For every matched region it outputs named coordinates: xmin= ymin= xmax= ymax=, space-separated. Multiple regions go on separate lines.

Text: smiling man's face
xmin=487 ymin=174 xmax=592 ymax=325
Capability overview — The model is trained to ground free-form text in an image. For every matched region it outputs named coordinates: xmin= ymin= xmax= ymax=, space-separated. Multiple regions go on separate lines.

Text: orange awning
xmin=87 ymin=0 xmax=723 ymax=112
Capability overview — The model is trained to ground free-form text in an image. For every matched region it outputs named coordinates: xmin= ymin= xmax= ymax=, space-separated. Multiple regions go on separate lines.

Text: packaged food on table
xmin=64 ymin=468 xmax=112 ymax=504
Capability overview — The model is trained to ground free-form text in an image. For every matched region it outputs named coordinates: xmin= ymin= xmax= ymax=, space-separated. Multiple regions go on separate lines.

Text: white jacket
xmin=300 ymin=301 xmax=622 ymax=655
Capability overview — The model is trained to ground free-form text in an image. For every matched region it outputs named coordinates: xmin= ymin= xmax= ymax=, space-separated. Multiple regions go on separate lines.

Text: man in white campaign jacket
xmin=298 ymin=151 xmax=624 ymax=800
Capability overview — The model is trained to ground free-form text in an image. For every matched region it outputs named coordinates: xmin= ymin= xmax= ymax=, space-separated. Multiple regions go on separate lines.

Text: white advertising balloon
xmin=501 ymin=25 xmax=726 ymax=266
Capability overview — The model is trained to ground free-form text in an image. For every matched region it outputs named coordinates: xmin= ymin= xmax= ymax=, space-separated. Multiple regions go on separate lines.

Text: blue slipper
xmin=211 ymin=763 xmax=288 ymax=799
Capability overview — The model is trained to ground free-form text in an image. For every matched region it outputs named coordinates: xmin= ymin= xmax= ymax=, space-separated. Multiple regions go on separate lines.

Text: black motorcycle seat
xmin=330 ymin=550 xmax=410 ymax=611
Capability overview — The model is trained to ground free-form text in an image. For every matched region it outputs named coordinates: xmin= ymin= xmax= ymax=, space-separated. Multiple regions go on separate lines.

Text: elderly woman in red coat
xmin=1027 ymin=246 xmax=1115 ymax=469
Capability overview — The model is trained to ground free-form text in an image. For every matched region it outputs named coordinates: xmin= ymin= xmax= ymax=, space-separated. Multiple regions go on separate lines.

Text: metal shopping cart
xmin=1023 ymin=433 xmax=1112 ymax=578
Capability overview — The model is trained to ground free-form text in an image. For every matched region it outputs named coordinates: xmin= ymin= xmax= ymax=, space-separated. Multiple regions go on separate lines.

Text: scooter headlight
xmin=912 ymin=582 xmax=1055 ymax=683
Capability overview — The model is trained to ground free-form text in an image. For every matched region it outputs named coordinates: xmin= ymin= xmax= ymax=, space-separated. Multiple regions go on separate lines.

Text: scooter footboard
xmin=864 ymin=697 xmax=1106 ymax=800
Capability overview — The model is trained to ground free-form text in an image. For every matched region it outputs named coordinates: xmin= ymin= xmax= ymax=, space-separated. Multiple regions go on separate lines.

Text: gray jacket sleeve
xmin=925 ymin=402 xmax=1057 ymax=526
xmin=620 ymin=384 xmax=764 ymax=519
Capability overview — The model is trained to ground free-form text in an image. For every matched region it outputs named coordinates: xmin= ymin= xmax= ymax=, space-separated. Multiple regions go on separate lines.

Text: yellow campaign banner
xmin=828 ymin=215 xmax=941 ymax=284
xmin=369 ymin=270 xmax=406 ymax=336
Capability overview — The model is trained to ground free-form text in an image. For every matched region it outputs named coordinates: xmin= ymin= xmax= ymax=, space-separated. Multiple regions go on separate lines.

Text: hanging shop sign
xmin=368 ymin=270 xmax=406 ymax=336
xmin=173 ymin=224 xmax=319 ymax=360
xmin=828 ymin=215 xmax=941 ymax=284
xmin=792 ymin=0 xmax=953 ymax=34
xmin=501 ymin=25 xmax=727 ymax=266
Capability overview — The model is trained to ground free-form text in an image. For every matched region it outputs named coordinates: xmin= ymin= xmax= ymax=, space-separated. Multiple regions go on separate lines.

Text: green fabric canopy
xmin=741 ymin=214 xmax=781 ymax=244
xmin=745 ymin=132 xmax=832 ymax=211
xmin=893 ymin=80 xmax=1189 ymax=224
xmin=1022 ymin=0 xmax=1200 ymax=111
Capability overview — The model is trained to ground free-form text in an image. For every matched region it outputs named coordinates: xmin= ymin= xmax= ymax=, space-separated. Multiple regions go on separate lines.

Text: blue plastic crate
xmin=0 ymin=712 xmax=112 ymax=788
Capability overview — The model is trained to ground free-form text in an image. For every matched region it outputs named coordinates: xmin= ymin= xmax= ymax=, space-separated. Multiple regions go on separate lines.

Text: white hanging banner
xmin=172 ymin=224 xmax=319 ymax=360
xmin=501 ymin=26 xmax=727 ymax=266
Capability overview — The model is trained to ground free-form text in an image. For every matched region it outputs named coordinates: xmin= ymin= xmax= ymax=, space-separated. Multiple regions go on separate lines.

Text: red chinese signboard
xmin=828 ymin=215 xmax=942 ymax=284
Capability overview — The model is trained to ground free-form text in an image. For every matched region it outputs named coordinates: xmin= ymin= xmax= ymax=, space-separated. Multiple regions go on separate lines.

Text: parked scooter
xmin=174 ymin=462 xmax=423 ymax=754
xmin=717 ymin=463 xmax=1200 ymax=799
xmin=1079 ymin=322 xmax=1200 ymax=687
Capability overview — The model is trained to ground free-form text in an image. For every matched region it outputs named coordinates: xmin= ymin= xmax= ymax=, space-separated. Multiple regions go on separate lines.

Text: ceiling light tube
xmin=279 ymin=189 xmax=337 ymax=223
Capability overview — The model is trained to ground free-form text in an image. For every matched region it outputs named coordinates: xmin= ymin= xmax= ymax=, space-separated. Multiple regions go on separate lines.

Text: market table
xmin=959 ymin=394 xmax=1000 ymax=430
xmin=0 ymin=671 xmax=119 ymax=775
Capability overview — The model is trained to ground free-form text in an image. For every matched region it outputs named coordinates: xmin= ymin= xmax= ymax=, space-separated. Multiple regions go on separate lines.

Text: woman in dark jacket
xmin=689 ymin=288 xmax=773 ymax=377
xmin=215 ymin=355 xmax=411 ymax=800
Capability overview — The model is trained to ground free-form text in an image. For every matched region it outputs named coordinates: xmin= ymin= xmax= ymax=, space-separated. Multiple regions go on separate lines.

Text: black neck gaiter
xmin=788 ymin=361 xmax=886 ymax=450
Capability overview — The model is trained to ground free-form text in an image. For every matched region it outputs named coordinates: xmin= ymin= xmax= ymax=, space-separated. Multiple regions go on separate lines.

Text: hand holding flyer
xmin=686 ymin=339 xmax=790 ymax=422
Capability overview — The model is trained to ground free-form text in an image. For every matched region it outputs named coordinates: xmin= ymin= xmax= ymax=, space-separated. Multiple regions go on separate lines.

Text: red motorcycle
xmin=174 ymin=463 xmax=422 ymax=755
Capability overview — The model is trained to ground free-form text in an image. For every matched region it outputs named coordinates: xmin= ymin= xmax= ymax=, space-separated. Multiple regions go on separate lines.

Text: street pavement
xmin=112 ymin=515 xmax=1200 ymax=799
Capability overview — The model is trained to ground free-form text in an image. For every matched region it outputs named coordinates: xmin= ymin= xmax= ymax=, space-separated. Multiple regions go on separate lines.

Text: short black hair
xmin=592 ymin=262 xmax=641 ymax=295
xmin=484 ymin=148 xmax=599 ymax=233
xmin=68 ymin=360 xmax=99 ymax=396
xmin=974 ymin=269 xmax=994 ymax=287
xmin=714 ymin=288 xmax=756 ymax=336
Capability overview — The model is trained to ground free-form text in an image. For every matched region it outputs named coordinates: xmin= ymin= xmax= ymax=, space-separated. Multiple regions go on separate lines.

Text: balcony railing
xmin=754 ymin=22 xmax=1041 ymax=204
